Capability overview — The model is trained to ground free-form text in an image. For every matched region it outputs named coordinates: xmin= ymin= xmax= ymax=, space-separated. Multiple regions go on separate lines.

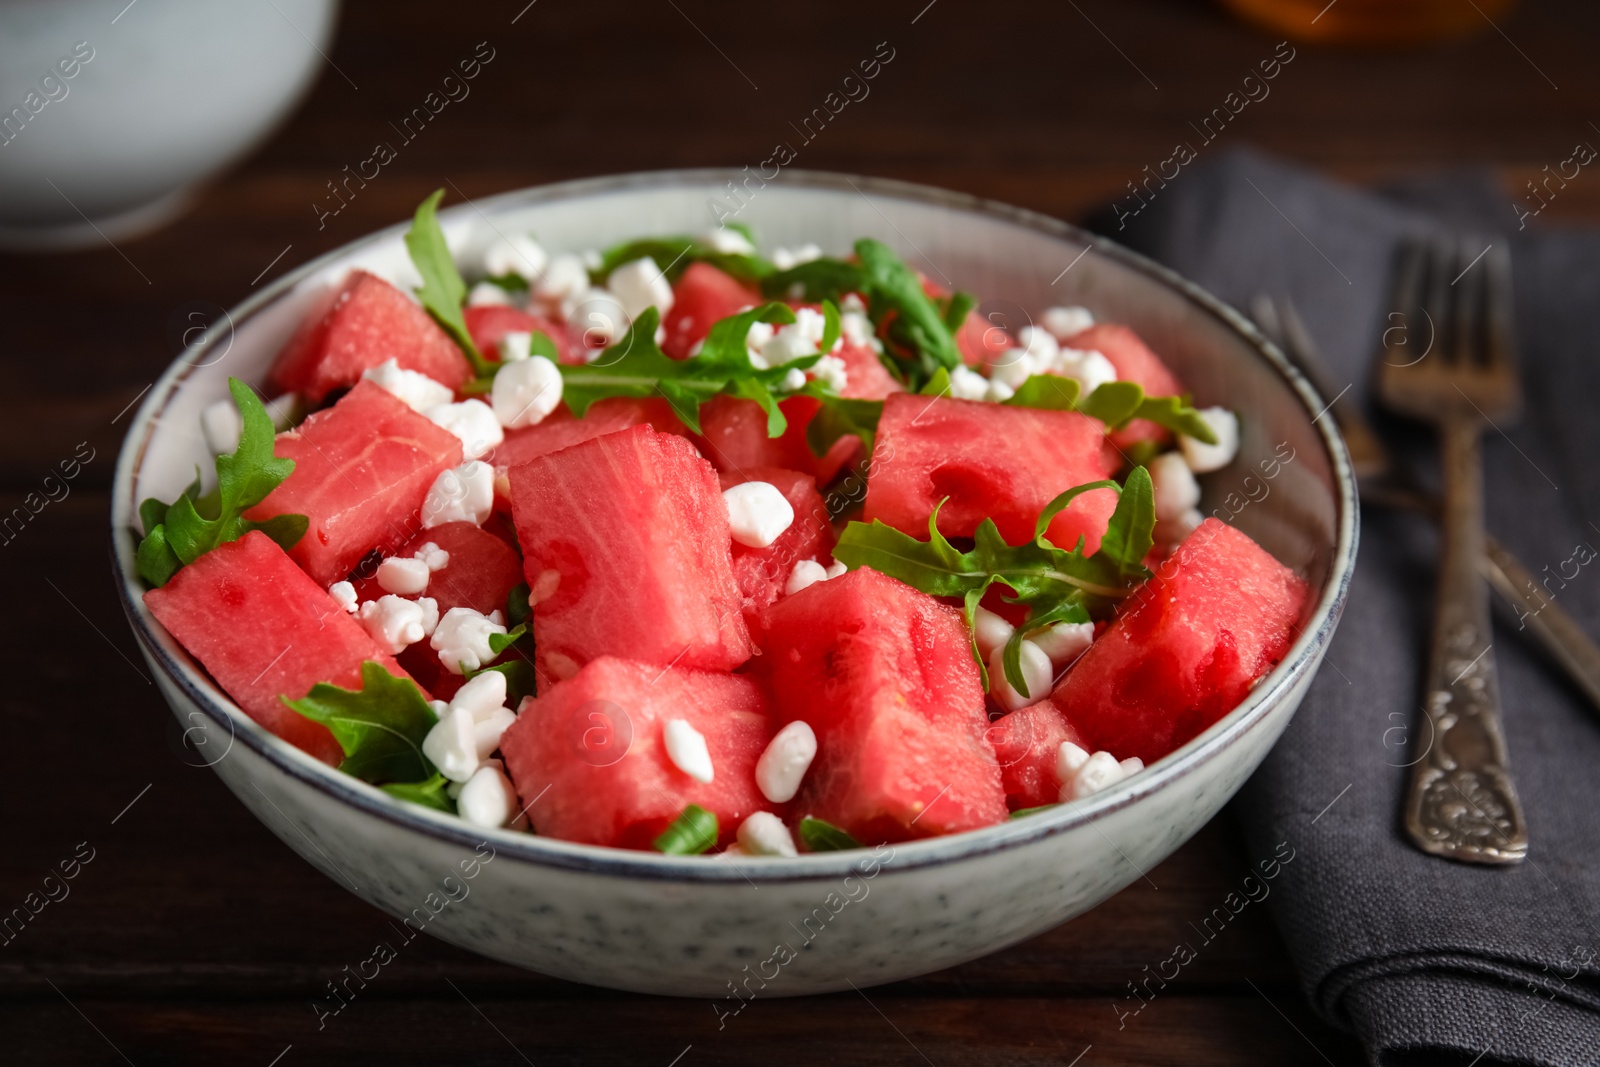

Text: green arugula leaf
xmin=654 ymin=805 xmax=719 ymax=855
xmin=940 ymin=291 xmax=977 ymax=333
xmin=506 ymin=583 xmax=532 ymax=627
xmin=282 ymin=661 xmax=440 ymax=785
xmin=560 ymin=304 xmax=820 ymax=437
xmin=919 ymin=367 xmax=952 ymax=397
xmin=759 ymin=257 xmax=865 ymax=303
xmin=483 ymin=272 xmax=530 ymax=292
xmin=135 ymin=379 xmax=307 ymax=587
xmin=464 ymin=659 xmax=539 ymax=707
xmin=801 ymin=391 xmax=882 ymax=461
xmin=724 ymin=220 xmax=757 ymax=244
xmin=381 ymin=773 xmax=456 ymax=813
xmin=1009 ymin=803 xmax=1060 ymax=819
xmin=1004 ymin=376 xmax=1217 ymax=444
xmin=854 ymin=238 xmax=964 ymax=387
xmin=1006 ymin=374 xmax=1081 ymax=411
xmin=833 ymin=475 xmax=1154 ymax=696
xmin=592 ymin=236 xmax=772 ymax=285
xmin=405 ymin=189 xmax=491 ymax=376
xmin=488 ymin=622 xmax=527 ymax=657
xmin=798 ymin=816 xmax=862 ymax=852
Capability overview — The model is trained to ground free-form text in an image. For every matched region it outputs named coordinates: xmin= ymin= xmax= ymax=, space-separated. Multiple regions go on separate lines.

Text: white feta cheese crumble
xmin=458 ymin=760 xmax=520 ymax=828
xmin=1018 ymin=325 xmax=1060 ymax=365
xmin=363 ymin=358 xmax=455 ymax=413
xmin=809 ymin=354 xmax=848 ymax=393
xmin=328 ymin=581 xmax=359 ymax=614
xmin=264 ymin=394 xmax=297 ymax=432
xmin=376 ymin=556 xmax=431 ymax=596
xmin=533 ymin=252 xmax=589 ymax=303
xmin=472 ymin=707 xmax=517 ymax=760
xmin=1056 ymin=743 xmax=1136 ymax=801
xmin=416 ymin=596 xmax=439 ymax=637
xmin=498 ymin=330 xmax=532 ymax=363
xmin=840 ymin=292 xmax=866 ymax=313
xmin=971 ymin=606 xmax=1014 ymax=661
xmin=467 ymin=281 xmax=513 ymax=307
xmin=754 ymin=720 xmax=817 ymax=804
xmin=1180 ymin=408 xmax=1240 ymax=473
xmin=785 ymin=559 xmax=829 ymax=595
xmin=825 ymin=559 xmax=848 ymax=579
xmin=663 ymin=718 xmax=715 ymax=784
xmin=1030 ymin=621 xmax=1094 ymax=667
xmin=200 ymin=398 xmax=242 ymax=455
xmin=988 ymin=639 xmax=1054 ymax=712
xmin=771 ymin=243 xmax=822 ymax=270
xmin=704 ymin=227 xmax=756 ymax=255
xmin=607 ymin=256 xmax=674 ymax=320
xmin=567 ymin=288 xmax=629 ymax=347
xmin=1056 ymin=349 xmax=1118 ymax=395
xmin=760 ymin=309 xmax=828 ymax=365
xmin=723 ymin=481 xmax=795 ymax=548
xmin=413 ymin=542 xmax=450 ymax=572
xmin=839 ymin=310 xmax=879 ymax=352
xmin=988 ymin=347 xmax=1041 ymax=390
xmin=448 ymin=670 xmax=508 ymax=721
xmin=779 ymin=367 xmax=806 ymax=392
xmin=985 ymin=378 xmax=1016 ymax=403
xmin=737 ymin=811 xmax=798 ymax=857
xmin=1041 ymin=306 xmax=1095 ymax=341
xmin=423 ymin=707 xmax=479 ymax=782
xmin=1148 ymin=451 xmax=1201 ymax=522
xmin=431 ymin=606 xmax=507 ymax=675
xmin=948 ymin=365 xmax=991 ymax=401
xmin=358 ymin=595 xmax=428 ymax=654
xmin=491 ymin=354 xmax=563 ymax=429
xmin=422 ymin=460 xmax=495 ymax=527
xmin=423 ymin=399 xmax=503 ymax=460
xmin=483 ymin=232 xmax=548 ymax=281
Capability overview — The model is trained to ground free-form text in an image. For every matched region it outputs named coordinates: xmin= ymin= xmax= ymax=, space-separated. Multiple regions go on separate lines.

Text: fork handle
xmin=1404 ymin=414 xmax=1529 ymax=864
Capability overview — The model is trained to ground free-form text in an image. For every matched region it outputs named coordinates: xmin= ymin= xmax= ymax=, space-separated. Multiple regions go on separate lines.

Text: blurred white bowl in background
xmin=0 ymin=0 xmax=339 ymax=250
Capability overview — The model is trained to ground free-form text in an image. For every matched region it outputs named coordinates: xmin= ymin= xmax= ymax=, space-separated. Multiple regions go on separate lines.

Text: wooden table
xmin=8 ymin=1 xmax=1597 ymax=1061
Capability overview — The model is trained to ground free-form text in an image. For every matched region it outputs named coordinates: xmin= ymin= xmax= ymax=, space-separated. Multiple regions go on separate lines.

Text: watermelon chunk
xmin=756 ymin=567 xmax=1006 ymax=842
xmin=1064 ymin=323 xmax=1186 ymax=450
xmin=661 ymin=262 xmax=760 ymax=359
xmin=508 ymin=424 xmax=752 ymax=680
xmin=499 ymin=657 xmax=773 ymax=849
xmin=956 ymin=310 xmax=1010 ymax=367
xmin=986 ymin=702 xmax=1085 ymax=811
xmin=464 ymin=304 xmax=580 ymax=366
xmin=718 ymin=467 xmax=834 ymax=627
xmin=863 ymin=393 xmax=1120 ymax=554
xmin=835 ymin=340 xmax=904 ymax=400
xmin=491 ymin=397 xmax=685 ymax=472
xmin=143 ymin=531 xmax=412 ymax=765
xmin=693 ymin=394 xmax=857 ymax=485
xmin=350 ymin=521 xmax=522 ymax=617
xmin=1052 ymin=518 xmax=1310 ymax=763
xmin=244 ymin=380 xmax=464 ymax=586
xmin=268 ymin=270 xmax=471 ymax=403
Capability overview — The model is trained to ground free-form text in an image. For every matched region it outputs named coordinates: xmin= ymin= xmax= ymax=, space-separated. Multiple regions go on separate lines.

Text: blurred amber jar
xmin=1221 ymin=0 xmax=1517 ymax=46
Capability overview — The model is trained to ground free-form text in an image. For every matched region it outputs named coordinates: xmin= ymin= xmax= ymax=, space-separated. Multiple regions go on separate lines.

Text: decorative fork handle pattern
xmin=1404 ymin=416 xmax=1529 ymax=864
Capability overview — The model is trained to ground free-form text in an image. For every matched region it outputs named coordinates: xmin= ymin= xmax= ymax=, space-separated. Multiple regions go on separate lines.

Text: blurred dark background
xmin=5 ymin=1 xmax=1597 ymax=1062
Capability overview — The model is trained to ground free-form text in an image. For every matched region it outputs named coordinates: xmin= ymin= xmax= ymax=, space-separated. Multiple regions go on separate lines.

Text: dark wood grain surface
xmin=7 ymin=1 xmax=1598 ymax=1062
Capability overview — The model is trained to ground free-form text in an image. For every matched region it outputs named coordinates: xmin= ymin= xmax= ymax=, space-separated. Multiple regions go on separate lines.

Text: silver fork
xmin=1251 ymin=295 xmax=1600 ymax=716
xmin=1375 ymin=237 xmax=1528 ymax=865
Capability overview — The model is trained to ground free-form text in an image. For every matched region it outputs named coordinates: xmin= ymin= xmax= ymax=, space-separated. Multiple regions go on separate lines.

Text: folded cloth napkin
xmin=1093 ymin=148 xmax=1600 ymax=1066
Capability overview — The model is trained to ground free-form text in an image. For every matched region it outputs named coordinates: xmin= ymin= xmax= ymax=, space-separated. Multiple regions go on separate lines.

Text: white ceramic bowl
xmin=112 ymin=171 xmax=1357 ymax=997
xmin=0 ymin=0 xmax=338 ymax=248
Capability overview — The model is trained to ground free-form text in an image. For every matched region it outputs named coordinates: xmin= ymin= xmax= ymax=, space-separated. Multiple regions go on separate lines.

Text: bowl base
xmin=0 ymin=184 xmax=195 ymax=252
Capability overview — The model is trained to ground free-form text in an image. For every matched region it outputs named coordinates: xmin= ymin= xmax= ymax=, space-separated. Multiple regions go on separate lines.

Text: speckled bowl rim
xmin=112 ymin=168 xmax=1358 ymax=884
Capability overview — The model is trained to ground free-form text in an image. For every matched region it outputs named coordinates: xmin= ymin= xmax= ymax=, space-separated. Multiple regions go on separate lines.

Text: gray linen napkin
xmin=1092 ymin=148 xmax=1600 ymax=1066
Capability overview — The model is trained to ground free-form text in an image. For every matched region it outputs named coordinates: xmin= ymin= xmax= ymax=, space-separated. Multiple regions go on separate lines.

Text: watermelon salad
xmin=133 ymin=191 xmax=1309 ymax=857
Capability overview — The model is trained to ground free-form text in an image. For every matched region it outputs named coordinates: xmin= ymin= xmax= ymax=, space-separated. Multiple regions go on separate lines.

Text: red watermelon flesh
xmin=499 ymin=656 xmax=774 ymax=849
xmin=986 ymin=702 xmax=1086 ymax=811
xmin=756 ymin=567 xmax=1007 ymax=843
xmin=268 ymin=270 xmax=471 ymax=403
xmin=143 ymin=531 xmax=413 ymax=766
xmin=662 ymin=262 xmax=760 ymax=359
xmin=863 ymin=392 xmax=1120 ymax=554
xmin=464 ymin=304 xmax=580 ymax=366
xmin=718 ymin=466 xmax=834 ymax=627
xmin=507 ymin=424 xmax=752 ymax=680
xmin=836 ymin=340 xmax=905 ymax=400
xmin=693 ymin=394 xmax=858 ymax=485
xmin=350 ymin=521 xmax=523 ymax=617
xmin=245 ymin=380 xmax=464 ymax=586
xmin=1051 ymin=518 xmax=1309 ymax=763
xmin=1064 ymin=323 xmax=1186 ymax=450
xmin=957 ymin=310 xmax=1010 ymax=367
xmin=491 ymin=397 xmax=685 ymax=472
